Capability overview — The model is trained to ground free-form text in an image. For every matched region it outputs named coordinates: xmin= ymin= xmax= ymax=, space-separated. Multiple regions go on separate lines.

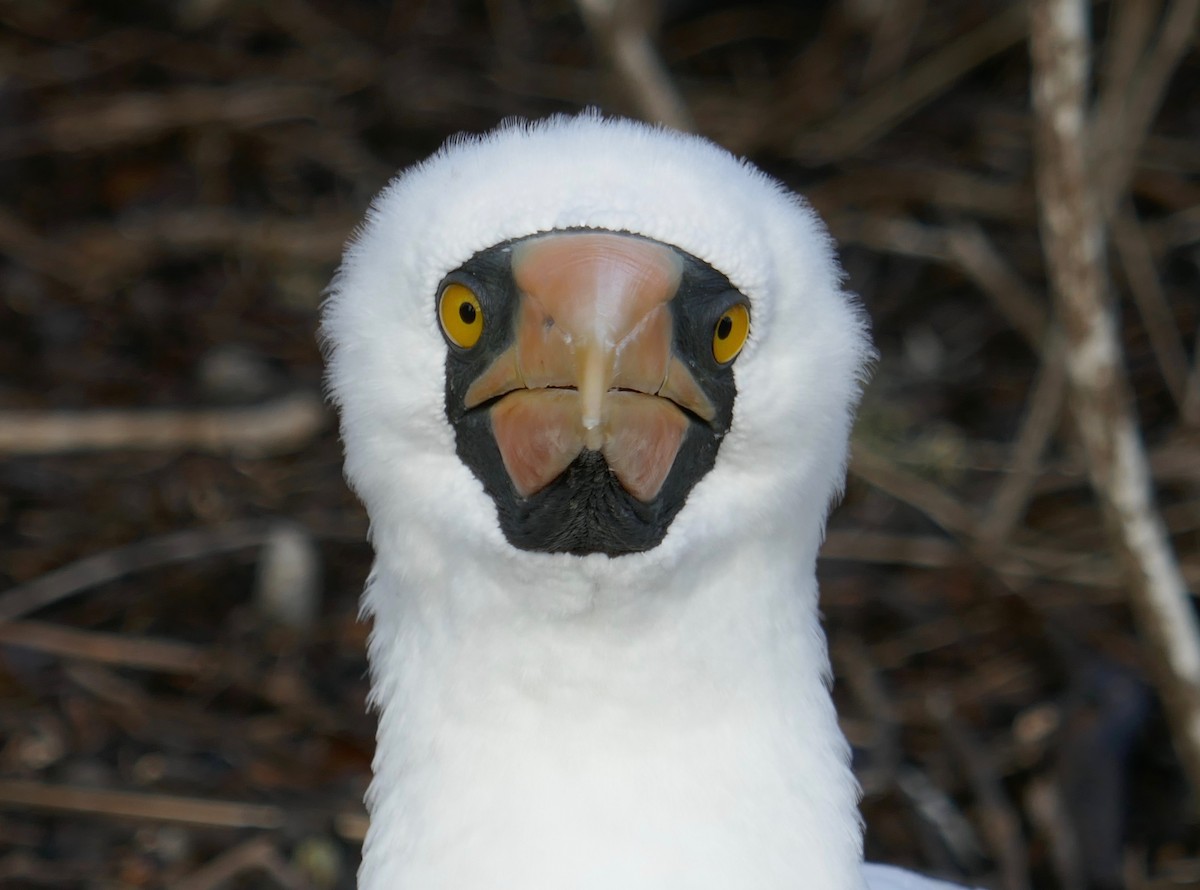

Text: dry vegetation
xmin=1 ymin=1 xmax=1198 ymax=888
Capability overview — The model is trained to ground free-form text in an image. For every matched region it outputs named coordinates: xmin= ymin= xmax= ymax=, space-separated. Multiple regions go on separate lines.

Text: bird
xmin=321 ymin=113 xmax=971 ymax=890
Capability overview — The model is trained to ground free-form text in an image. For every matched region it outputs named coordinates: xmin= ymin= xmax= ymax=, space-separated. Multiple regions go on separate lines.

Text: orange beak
xmin=462 ymin=231 xmax=716 ymax=502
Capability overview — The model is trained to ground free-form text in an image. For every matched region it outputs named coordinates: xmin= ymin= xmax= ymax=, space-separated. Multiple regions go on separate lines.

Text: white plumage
xmin=322 ymin=113 xmax=969 ymax=890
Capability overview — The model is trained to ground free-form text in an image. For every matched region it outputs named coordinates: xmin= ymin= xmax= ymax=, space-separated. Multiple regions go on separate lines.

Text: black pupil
xmin=716 ymin=315 xmax=733 ymax=340
xmin=458 ymin=301 xmax=477 ymax=325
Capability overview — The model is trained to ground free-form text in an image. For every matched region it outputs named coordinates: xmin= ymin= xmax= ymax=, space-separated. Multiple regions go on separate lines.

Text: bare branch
xmin=928 ymin=695 xmax=1031 ymax=890
xmin=173 ymin=837 xmax=314 ymax=890
xmin=3 ymin=85 xmax=331 ymax=159
xmin=0 ymin=522 xmax=270 ymax=623
xmin=828 ymin=213 xmax=1048 ymax=350
xmin=793 ymin=4 xmax=1028 ymax=161
xmin=0 ymin=391 xmax=327 ymax=457
xmin=0 ymin=620 xmax=208 ymax=674
xmin=1031 ymin=0 xmax=1200 ymax=801
xmin=1113 ymin=204 xmax=1191 ymax=409
xmin=979 ymin=351 xmax=1067 ymax=551
xmin=850 ymin=444 xmax=979 ymax=539
xmin=0 ymin=779 xmax=285 ymax=830
xmin=1091 ymin=0 xmax=1200 ymax=216
xmin=573 ymin=0 xmax=695 ymax=131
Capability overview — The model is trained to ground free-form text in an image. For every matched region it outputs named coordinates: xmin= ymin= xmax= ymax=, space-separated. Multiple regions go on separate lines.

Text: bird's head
xmin=322 ymin=115 xmax=871 ymax=595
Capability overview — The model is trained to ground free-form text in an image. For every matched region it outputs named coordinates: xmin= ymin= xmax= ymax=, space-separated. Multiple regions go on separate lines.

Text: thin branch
xmin=833 ymin=640 xmax=900 ymax=796
xmin=0 ymin=210 xmax=355 ymax=299
xmin=0 ymin=777 xmax=367 ymax=845
xmin=1025 ymin=779 xmax=1086 ymax=890
xmin=174 ymin=837 xmax=313 ymax=890
xmin=0 ymin=522 xmax=270 ymax=623
xmin=0 ymin=620 xmax=207 ymax=674
xmin=0 ymin=779 xmax=286 ymax=831
xmin=821 ymin=529 xmax=961 ymax=571
xmin=895 ymin=766 xmax=986 ymax=870
xmin=1031 ymin=0 xmax=1200 ymax=802
xmin=1112 ymin=204 xmax=1191 ymax=409
xmin=0 ymin=210 xmax=92 ymax=290
xmin=929 ymin=695 xmax=1031 ymax=890
xmin=573 ymin=0 xmax=695 ymax=131
xmin=792 ymin=3 xmax=1028 ymax=160
xmin=806 ymin=166 xmax=1034 ymax=224
xmin=828 ymin=214 xmax=1047 ymax=350
xmin=0 ymin=391 xmax=328 ymax=457
xmin=3 ymin=85 xmax=330 ymax=159
xmin=1186 ymin=327 xmax=1200 ymax=424
xmin=860 ymin=0 xmax=926 ymax=88
xmin=943 ymin=224 xmax=1049 ymax=351
xmin=1096 ymin=0 xmax=1159 ymax=104
xmin=979 ymin=351 xmax=1067 ymax=551
xmin=850 ymin=444 xmax=979 ymax=539
xmin=1091 ymin=0 xmax=1200 ymax=217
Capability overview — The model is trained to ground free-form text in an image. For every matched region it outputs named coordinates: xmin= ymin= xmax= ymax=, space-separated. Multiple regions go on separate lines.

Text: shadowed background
xmin=1 ymin=1 xmax=1198 ymax=888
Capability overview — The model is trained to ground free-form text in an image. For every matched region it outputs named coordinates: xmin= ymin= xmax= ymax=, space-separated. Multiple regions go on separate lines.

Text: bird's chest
xmin=359 ymin=570 xmax=862 ymax=889
xmin=365 ymin=659 xmax=853 ymax=890
xmin=373 ymin=709 xmax=804 ymax=888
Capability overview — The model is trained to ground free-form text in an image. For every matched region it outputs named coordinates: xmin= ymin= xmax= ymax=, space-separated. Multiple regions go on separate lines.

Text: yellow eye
xmin=439 ymin=283 xmax=484 ymax=349
xmin=712 ymin=303 xmax=749 ymax=364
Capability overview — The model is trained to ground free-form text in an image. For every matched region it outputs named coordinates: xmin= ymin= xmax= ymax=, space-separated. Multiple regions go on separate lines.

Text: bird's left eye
xmin=439 ymin=283 xmax=484 ymax=348
xmin=712 ymin=303 xmax=750 ymax=364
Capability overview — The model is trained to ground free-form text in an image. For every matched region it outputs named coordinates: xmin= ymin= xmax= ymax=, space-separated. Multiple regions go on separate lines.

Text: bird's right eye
xmin=439 ymin=283 xmax=484 ymax=348
xmin=712 ymin=303 xmax=749 ymax=364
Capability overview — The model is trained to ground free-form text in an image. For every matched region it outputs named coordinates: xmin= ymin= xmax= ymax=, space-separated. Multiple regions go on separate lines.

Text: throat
xmin=501 ymin=449 xmax=667 ymax=554
xmin=358 ymin=554 xmax=866 ymax=890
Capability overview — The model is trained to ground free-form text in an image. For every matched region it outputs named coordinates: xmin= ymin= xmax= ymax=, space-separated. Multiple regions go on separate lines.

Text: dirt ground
xmin=1 ymin=2 xmax=1198 ymax=888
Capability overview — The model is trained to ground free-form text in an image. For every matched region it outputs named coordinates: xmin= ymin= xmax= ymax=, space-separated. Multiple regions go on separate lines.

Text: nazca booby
xmin=322 ymin=114 xmax=971 ymax=890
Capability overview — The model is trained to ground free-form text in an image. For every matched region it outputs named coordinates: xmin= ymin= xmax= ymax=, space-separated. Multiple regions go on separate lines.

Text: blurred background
xmin=1 ymin=1 xmax=1198 ymax=888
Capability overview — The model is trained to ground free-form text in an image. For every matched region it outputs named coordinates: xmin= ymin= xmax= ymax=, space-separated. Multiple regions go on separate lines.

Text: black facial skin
xmin=441 ymin=230 xmax=742 ymax=557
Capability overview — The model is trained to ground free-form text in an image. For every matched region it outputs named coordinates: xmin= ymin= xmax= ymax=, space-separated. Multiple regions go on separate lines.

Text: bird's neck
xmin=358 ymin=530 xmax=866 ymax=890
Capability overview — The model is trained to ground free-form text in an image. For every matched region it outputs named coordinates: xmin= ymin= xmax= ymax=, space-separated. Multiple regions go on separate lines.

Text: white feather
xmin=323 ymin=113 xmax=967 ymax=890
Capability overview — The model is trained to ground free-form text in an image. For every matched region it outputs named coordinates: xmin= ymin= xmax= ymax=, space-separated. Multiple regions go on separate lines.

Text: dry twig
xmin=1030 ymin=0 xmax=1200 ymax=799
xmin=174 ymin=837 xmax=313 ymax=890
xmin=1025 ymin=778 xmax=1086 ymax=890
xmin=0 ymin=779 xmax=286 ymax=831
xmin=850 ymin=444 xmax=978 ymax=539
xmin=0 ymin=391 xmax=328 ymax=457
xmin=894 ymin=766 xmax=986 ymax=873
xmin=792 ymin=3 xmax=1028 ymax=160
xmin=573 ymin=0 xmax=695 ymax=131
xmin=0 ymin=620 xmax=207 ymax=674
xmin=828 ymin=214 xmax=1047 ymax=350
xmin=979 ymin=351 xmax=1067 ymax=551
xmin=1112 ymin=205 xmax=1191 ymax=410
xmin=929 ymin=695 xmax=1030 ymax=890
xmin=3 ymin=85 xmax=330 ymax=159
xmin=833 ymin=640 xmax=900 ymax=796
xmin=0 ymin=522 xmax=270 ymax=623
xmin=1091 ymin=0 xmax=1200 ymax=217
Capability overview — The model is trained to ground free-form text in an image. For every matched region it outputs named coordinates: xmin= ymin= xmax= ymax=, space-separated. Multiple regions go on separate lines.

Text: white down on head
xmin=322 ymin=113 xmax=970 ymax=890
